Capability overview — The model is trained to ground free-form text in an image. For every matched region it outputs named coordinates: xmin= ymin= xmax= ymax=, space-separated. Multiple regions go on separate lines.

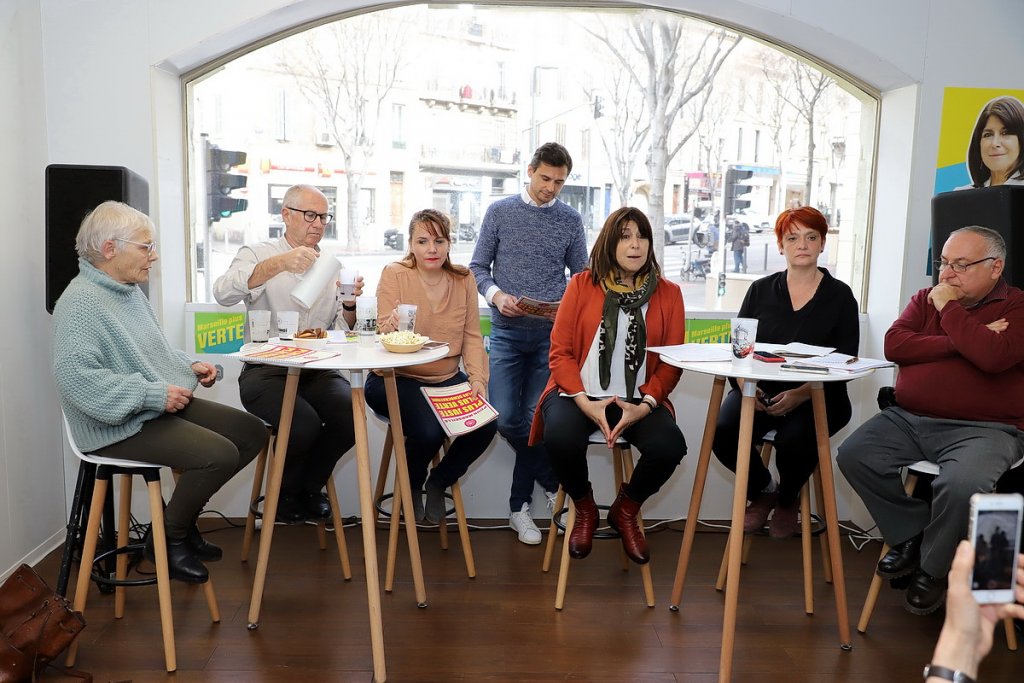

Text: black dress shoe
xmin=187 ymin=524 xmax=222 ymax=562
xmin=144 ymin=534 xmax=209 ymax=584
xmin=303 ymin=491 xmax=331 ymax=520
xmin=877 ymin=534 xmax=922 ymax=578
xmin=905 ymin=569 xmax=947 ymax=615
xmin=275 ymin=494 xmax=307 ymax=524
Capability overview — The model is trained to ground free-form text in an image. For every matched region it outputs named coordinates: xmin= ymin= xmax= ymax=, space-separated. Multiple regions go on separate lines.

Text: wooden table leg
xmin=670 ymin=375 xmax=726 ymax=607
xmin=719 ymin=379 xmax=758 ymax=683
xmin=247 ymin=367 xmax=300 ymax=630
xmin=382 ymin=369 xmax=427 ymax=607
xmin=351 ymin=371 xmax=388 ymax=681
xmin=810 ymin=382 xmax=852 ymax=650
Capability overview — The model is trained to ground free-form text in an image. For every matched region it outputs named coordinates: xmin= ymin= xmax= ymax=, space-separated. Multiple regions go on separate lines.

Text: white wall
xmin=4 ymin=0 xmax=1023 ymax=576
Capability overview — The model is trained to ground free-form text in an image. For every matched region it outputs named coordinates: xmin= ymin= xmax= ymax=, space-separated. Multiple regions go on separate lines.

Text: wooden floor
xmin=36 ymin=518 xmax=1020 ymax=682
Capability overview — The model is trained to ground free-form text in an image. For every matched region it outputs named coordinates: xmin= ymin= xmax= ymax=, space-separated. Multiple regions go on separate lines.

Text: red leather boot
xmin=568 ymin=487 xmax=599 ymax=559
xmin=608 ymin=484 xmax=649 ymax=564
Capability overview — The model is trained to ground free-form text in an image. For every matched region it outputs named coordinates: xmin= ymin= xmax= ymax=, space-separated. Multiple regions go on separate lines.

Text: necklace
xmin=417 ymin=269 xmax=446 ymax=287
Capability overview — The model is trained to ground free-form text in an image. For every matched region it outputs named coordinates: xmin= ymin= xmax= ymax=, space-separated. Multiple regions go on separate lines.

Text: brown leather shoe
xmin=608 ymin=484 xmax=650 ymax=564
xmin=568 ymin=487 xmax=599 ymax=559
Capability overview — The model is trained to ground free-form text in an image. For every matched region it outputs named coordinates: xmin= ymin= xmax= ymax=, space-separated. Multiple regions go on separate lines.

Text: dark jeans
xmin=712 ymin=388 xmax=851 ymax=505
xmin=95 ymin=397 xmax=266 ymax=539
xmin=364 ymin=371 xmax=497 ymax=492
xmin=239 ymin=364 xmax=356 ymax=496
xmin=488 ymin=324 xmax=560 ymax=511
xmin=541 ymin=393 xmax=687 ymax=503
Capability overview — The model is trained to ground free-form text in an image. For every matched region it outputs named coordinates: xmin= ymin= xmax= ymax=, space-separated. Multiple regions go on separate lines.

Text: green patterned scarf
xmin=599 ymin=272 xmax=657 ymax=398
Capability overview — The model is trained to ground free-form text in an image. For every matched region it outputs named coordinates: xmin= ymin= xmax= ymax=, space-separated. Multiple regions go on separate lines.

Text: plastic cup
xmin=248 ymin=309 xmax=271 ymax=343
xmin=339 ymin=269 xmax=358 ymax=302
xmin=355 ymin=296 xmax=378 ymax=347
xmin=277 ymin=310 xmax=299 ymax=340
xmin=730 ymin=317 xmax=758 ymax=366
xmin=397 ymin=304 xmax=418 ymax=332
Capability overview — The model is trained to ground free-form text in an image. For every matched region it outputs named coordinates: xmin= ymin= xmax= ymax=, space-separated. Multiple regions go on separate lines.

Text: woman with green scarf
xmin=528 ymin=207 xmax=687 ymax=564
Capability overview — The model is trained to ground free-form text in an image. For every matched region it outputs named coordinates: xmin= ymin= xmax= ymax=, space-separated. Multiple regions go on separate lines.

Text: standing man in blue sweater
xmin=470 ymin=142 xmax=588 ymax=544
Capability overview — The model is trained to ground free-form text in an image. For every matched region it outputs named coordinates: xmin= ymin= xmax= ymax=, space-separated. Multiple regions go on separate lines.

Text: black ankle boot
xmin=187 ymin=523 xmax=223 ymax=562
xmin=145 ymin=533 xmax=209 ymax=584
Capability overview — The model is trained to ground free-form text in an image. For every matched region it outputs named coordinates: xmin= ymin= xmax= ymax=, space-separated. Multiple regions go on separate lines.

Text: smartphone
xmin=421 ymin=341 xmax=448 ymax=350
xmin=757 ymin=392 xmax=774 ymax=407
xmin=753 ymin=351 xmax=786 ymax=363
xmin=968 ymin=492 xmax=1024 ymax=604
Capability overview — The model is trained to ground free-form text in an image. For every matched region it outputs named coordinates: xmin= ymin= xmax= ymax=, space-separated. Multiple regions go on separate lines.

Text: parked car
xmin=663 ymin=214 xmax=694 ymax=245
xmin=732 ymin=208 xmax=773 ymax=233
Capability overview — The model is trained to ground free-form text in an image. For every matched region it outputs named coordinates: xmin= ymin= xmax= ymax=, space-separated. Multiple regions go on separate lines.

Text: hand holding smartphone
xmin=968 ymin=492 xmax=1024 ymax=604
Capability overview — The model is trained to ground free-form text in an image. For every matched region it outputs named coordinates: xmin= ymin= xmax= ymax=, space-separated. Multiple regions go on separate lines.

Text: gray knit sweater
xmin=53 ymin=258 xmax=197 ymax=451
xmin=469 ymin=195 xmax=588 ymax=329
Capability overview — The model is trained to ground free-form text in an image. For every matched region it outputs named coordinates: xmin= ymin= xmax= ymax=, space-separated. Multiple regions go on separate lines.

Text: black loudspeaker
xmin=45 ymin=164 xmax=149 ymax=313
xmin=931 ymin=186 xmax=1024 ymax=287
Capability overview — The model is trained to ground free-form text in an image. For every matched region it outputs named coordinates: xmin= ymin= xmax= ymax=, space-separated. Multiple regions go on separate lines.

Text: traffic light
xmin=593 ymin=95 xmax=604 ymax=119
xmin=724 ymin=167 xmax=754 ymax=216
xmin=206 ymin=141 xmax=248 ymax=223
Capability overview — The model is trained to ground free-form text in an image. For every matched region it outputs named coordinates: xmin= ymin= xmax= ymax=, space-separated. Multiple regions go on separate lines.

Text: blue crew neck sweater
xmin=53 ymin=258 xmax=197 ymax=451
xmin=469 ymin=195 xmax=588 ymax=329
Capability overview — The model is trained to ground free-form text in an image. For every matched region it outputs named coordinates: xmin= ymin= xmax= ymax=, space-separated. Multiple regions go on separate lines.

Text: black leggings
xmin=95 ymin=397 xmax=267 ymax=539
xmin=542 ymin=393 xmax=686 ymax=502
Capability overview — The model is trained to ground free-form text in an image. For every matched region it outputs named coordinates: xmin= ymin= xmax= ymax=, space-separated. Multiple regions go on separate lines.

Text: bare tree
xmin=586 ymin=12 xmax=740 ymax=257
xmin=584 ymin=67 xmax=649 ymax=208
xmin=761 ymin=56 xmax=833 ymax=205
xmin=278 ymin=13 xmax=409 ymax=248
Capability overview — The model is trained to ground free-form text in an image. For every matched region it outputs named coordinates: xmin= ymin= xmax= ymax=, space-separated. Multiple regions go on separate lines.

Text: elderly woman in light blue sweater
xmin=53 ymin=201 xmax=266 ymax=584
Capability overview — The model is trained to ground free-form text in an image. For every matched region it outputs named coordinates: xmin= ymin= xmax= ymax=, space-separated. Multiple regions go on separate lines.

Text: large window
xmin=185 ymin=3 xmax=877 ymax=310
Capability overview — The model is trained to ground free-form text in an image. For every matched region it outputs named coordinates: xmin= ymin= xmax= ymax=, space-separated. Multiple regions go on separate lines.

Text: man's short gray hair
xmin=75 ymin=201 xmax=154 ymax=264
xmin=949 ymin=226 xmax=1006 ymax=261
xmin=281 ymin=184 xmax=325 ymax=209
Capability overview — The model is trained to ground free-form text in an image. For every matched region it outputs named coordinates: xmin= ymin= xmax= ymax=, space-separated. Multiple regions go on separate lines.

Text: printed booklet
xmin=420 ymin=382 xmax=499 ymax=438
xmin=514 ymin=295 xmax=559 ymax=320
xmin=234 ymin=343 xmax=339 ymax=364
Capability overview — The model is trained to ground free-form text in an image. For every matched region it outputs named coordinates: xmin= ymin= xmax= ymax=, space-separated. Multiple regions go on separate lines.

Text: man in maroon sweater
xmin=838 ymin=226 xmax=1024 ymax=615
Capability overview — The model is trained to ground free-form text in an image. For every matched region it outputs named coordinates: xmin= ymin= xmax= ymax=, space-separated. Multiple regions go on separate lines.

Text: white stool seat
xmin=587 ymin=430 xmax=628 ymax=446
xmin=63 ymin=417 xmax=159 ymax=470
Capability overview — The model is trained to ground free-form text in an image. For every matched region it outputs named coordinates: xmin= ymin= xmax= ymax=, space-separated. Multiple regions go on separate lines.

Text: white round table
xmin=235 ymin=340 xmax=449 ymax=682
xmin=660 ymin=354 xmax=873 ymax=683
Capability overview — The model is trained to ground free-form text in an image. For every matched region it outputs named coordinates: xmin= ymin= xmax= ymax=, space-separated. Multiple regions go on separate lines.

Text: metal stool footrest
xmin=375 ymin=490 xmax=457 ymax=521
xmin=90 ymin=542 xmax=157 ymax=588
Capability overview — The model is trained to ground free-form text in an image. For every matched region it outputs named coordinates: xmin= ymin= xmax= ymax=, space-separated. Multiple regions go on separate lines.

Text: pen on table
xmin=845 ymin=356 xmax=859 ymax=364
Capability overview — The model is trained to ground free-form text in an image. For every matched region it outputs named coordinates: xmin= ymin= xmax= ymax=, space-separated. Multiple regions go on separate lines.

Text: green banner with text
xmin=195 ymin=311 xmax=246 ymax=354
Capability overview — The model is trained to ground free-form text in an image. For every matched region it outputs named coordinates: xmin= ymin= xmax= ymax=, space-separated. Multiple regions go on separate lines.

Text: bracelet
xmin=641 ymin=395 xmax=658 ymax=412
xmin=923 ymin=664 xmax=976 ymax=683
xmin=342 ymin=302 xmax=357 ymax=311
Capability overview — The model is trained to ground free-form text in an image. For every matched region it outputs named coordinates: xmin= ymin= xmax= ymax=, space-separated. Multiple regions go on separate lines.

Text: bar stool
xmin=857 ymin=459 xmax=1020 ymax=650
xmin=714 ymin=430 xmax=834 ymax=614
xmin=61 ymin=416 xmax=219 ymax=673
xmin=369 ymin=409 xmax=475 ymax=593
xmin=542 ymin=431 xmax=655 ymax=610
xmin=240 ymin=427 xmax=352 ymax=580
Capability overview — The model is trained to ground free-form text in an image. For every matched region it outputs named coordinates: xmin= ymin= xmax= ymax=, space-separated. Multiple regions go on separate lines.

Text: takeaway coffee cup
xmin=277 ymin=310 xmax=299 ymax=340
xmin=730 ymin=317 xmax=758 ymax=366
xmin=291 ymin=253 xmax=342 ymax=309
xmin=248 ymin=309 xmax=271 ymax=343
xmin=397 ymin=304 xmax=418 ymax=332
xmin=339 ymin=269 xmax=358 ymax=302
xmin=355 ymin=296 xmax=378 ymax=347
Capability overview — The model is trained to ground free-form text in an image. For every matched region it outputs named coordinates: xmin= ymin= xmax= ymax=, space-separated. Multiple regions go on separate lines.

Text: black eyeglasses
xmin=933 ymin=256 xmax=996 ymax=274
xmin=286 ymin=206 xmax=334 ymax=225
xmin=116 ymin=238 xmax=157 ymax=255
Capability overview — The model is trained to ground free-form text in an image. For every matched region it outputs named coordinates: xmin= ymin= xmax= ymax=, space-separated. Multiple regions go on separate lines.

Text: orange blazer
xmin=528 ymin=271 xmax=686 ymax=445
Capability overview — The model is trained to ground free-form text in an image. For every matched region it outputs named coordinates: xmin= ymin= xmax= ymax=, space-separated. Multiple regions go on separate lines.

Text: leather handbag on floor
xmin=0 ymin=564 xmax=89 ymax=683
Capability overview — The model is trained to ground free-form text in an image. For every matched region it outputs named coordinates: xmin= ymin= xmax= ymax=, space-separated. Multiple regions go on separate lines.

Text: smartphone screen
xmin=969 ymin=493 xmax=1024 ymax=603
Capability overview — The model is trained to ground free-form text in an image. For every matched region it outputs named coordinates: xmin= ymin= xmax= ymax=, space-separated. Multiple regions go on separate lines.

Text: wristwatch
xmin=923 ymin=664 xmax=975 ymax=683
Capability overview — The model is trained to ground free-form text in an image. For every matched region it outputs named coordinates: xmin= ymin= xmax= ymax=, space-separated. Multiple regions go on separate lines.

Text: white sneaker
xmin=510 ymin=503 xmax=542 ymax=545
xmin=545 ymin=491 xmax=559 ymax=514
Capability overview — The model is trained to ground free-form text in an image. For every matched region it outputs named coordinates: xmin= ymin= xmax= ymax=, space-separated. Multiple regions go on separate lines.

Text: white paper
xmin=648 ymin=343 xmax=733 ymax=362
xmin=756 ymin=341 xmax=835 ymax=357
xmin=796 ymin=353 xmax=894 ymax=373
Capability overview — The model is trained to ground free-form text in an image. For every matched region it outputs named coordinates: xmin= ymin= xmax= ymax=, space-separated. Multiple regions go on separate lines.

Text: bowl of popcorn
xmin=291 ymin=327 xmax=329 ymax=349
xmin=379 ymin=330 xmax=428 ymax=353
